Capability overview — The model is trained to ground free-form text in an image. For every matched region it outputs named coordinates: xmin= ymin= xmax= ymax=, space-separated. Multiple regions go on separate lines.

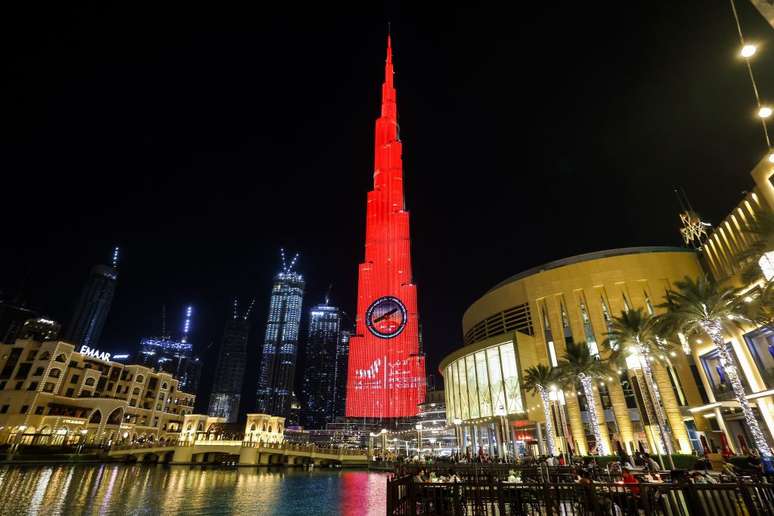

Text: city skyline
xmin=3 ymin=2 xmax=774 ymax=397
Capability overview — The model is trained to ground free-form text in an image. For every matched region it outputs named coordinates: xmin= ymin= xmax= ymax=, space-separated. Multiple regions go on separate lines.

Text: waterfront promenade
xmin=385 ymin=463 xmax=774 ymax=515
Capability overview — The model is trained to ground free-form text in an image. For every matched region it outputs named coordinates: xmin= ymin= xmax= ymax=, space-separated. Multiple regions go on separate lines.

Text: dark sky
xmin=2 ymin=2 xmax=773 ymax=411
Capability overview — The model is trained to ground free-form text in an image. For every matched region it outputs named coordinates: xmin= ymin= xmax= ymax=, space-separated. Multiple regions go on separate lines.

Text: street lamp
xmin=740 ymin=44 xmax=757 ymax=58
xmin=415 ymin=423 xmax=423 ymax=456
xmin=624 ymin=347 xmax=675 ymax=469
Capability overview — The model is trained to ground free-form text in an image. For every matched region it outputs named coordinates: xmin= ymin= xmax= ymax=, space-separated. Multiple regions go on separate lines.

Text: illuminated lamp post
xmin=380 ymin=428 xmax=387 ymax=456
xmin=368 ymin=432 xmax=375 ymax=459
xmin=415 ymin=423 xmax=422 ymax=456
xmin=625 ymin=349 xmax=674 ymax=469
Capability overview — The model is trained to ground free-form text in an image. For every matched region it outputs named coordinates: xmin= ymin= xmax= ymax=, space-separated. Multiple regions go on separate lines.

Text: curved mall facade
xmin=440 ymin=247 xmax=720 ymax=458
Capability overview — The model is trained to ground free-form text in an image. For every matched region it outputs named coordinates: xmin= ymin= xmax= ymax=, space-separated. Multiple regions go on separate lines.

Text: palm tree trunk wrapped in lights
xmin=633 ymin=343 xmax=674 ymax=458
xmin=524 ymin=365 xmax=559 ymax=457
xmin=577 ymin=372 xmax=608 ymax=455
xmin=702 ymin=319 xmax=773 ymax=459
xmin=538 ymin=385 xmax=557 ymax=457
xmin=557 ymin=342 xmax=611 ymax=456
xmin=660 ymin=275 xmax=774 ymax=461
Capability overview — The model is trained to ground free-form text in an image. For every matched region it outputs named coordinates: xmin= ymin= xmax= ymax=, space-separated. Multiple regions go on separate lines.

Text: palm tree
xmin=734 ymin=211 xmax=774 ymax=282
xmin=605 ymin=308 xmax=676 ymax=466
xmin=523 ymin=364 xmax=559 ymax=457
xmin=659 ymin=275 xmax=773 ymax=460
xmin=556 ymin=342 xmax=611 ymax=456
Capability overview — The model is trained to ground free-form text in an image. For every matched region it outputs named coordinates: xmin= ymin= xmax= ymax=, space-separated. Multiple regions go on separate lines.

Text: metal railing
xmin=387 ymin=475 xmax=774 ymax=515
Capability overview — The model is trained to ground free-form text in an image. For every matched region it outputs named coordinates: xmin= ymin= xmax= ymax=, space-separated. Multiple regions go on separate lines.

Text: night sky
xmin=2 ymin=3 xmax=773 ymax=411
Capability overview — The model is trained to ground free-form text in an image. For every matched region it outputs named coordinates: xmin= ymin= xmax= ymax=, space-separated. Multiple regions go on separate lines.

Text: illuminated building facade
xmin=682 ymin=155 xmax=774 ymax=454
xmin=346 ymin=36 xmax=426 ymax=419
xmin=65 ymin=247 xmax=120 ymax=349
xmin=441 ymin=248 xmax=719 ymax=459
xmin=137 ymin=305 xmax=201 ymax=395
xmin=208 ymin=299 xmax=253 ymax=423
xmin=301 ymin=300 xmax=342 ymax=428
xmin=257 ymin=252 xmax=305 ymax=418
xmin=0 ymin=338 xmax=195 ymax=446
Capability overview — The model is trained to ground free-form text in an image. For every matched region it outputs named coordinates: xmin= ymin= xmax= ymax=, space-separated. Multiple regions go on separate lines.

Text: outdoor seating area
xmin=386 ymin=464 xmax=774 ymax=515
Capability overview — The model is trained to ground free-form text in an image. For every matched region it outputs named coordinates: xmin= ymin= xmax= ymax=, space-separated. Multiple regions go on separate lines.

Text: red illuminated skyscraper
xmin=345 ymin=36 xmax=426 ymax=418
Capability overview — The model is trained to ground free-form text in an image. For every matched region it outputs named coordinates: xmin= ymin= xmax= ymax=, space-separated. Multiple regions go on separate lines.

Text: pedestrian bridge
xmin=107 ymin=441 xmax=369 ymax=466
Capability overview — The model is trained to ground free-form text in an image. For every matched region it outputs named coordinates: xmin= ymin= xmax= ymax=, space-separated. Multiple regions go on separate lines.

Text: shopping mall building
xmin=0 ymin=339 xmax=196 ymax=446
xmin=440 ymin=155 xmax=774 ymax=459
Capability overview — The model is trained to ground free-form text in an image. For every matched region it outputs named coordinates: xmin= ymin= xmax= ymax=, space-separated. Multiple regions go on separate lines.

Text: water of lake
xmin=0 ymin=464 xmax=388 ymax=515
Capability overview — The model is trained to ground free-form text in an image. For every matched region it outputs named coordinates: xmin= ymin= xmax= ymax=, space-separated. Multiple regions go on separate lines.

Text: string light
xmin=537 ymin=385 xmax=558 ymax=457
xmin=578 ymin=372 xmax=609 ymax=455
xmin=730 ymin=0 xmax=771 ymax=148
xmin=702 ymin=320 xmax=772 ymax=459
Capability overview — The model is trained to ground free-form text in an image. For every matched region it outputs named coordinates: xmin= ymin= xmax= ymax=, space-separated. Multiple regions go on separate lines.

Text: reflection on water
xmin=0 ymin=464 xmax=388 ymax=515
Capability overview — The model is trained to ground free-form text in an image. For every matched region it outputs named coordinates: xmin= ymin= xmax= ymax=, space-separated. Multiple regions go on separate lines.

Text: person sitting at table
xmin=577 ymin=470 xmax=593 ymax=486
xmin=447 ymin=468 xmax=461 ymax=483
xmin=621 ymin=468 xmax=640 ymax=496
xmin=644 ymin=454 xmax=661 ymax=474
xmin=507 ymin=469 xmax=521 ymax=483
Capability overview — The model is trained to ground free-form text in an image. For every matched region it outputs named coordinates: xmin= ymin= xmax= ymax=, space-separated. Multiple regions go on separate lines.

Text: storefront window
xmin=700 ymin=344 xmax=752 ymax=400
xmin=743 ymin=327 xmax=774 ymax=389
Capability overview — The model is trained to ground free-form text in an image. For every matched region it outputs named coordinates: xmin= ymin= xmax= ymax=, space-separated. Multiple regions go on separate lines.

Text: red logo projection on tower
xmin=345 ymin=36 xmax=426 ymax=418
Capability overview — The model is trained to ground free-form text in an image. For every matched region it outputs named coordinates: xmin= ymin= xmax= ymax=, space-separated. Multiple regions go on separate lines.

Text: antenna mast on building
xmin=243 ymin=298 xmax=256 ymax=320
xmin=181 ymin=305 xmax=193 ymax=343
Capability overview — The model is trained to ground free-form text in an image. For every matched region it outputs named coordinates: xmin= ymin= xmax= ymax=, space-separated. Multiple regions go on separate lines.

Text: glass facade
xmin=445 ymin=342 xmax=523 ymax=423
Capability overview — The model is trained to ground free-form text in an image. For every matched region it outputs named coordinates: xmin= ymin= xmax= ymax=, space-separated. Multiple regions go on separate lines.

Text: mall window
xmin=26 ymin=351 xmax=37 ymax=361
xmin=700 ymin=344 xmax=752 ymax=401
xmin=20 ymin=405 xmax=28 ymax=414
xmin=540 ymin=303 xmax=558 ymax=367
xmin=42 ymin=382 xmax=54 ymax=393
xmin=65 ymin=388 xmax=74 ymax=397
xmin=0 ymin=405 xmax=8 ymax=414
xmin=666 ymin=364 xmax=687 ymax=406
xmin=33 ymin=367 xmax=44 ymax=377
xmin=85 ymin=378 xmax=95 ymax=387
xmin=70 ymin=375 xmax=80 ymax=384
xmin=743 ymin=327 xmax=774 ymax=389
xmin=35 ymin=407 xmax=44 ymax=415
xmin=620 ymin=372 xmax=638 ymax=409
xmin=27 ymin=382 xmax=38 ymax=391
xmin=49 ymin=368 xmax=61 ymax=378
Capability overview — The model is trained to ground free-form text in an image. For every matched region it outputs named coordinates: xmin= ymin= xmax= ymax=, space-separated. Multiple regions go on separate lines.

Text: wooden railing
xmin=387 ymin=475 xmax=774 ymax=516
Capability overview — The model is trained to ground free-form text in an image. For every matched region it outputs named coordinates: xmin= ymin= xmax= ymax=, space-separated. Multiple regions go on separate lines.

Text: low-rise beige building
xmin=179 ymin=413 xmax=285 ymax=444
xmin=0 ymin=339 xmax=195 ymax=446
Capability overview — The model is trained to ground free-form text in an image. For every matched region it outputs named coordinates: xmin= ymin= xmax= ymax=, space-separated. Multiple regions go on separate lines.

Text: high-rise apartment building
xmin=137 ymin=305 xmax=201 ymax=395
xmin=332 ymin=329 xmax=350 ymax=421
xmin=208 ymin=299 xmax=253 ymax=422
xmin=301 ymin=300 xmax=341 ymax=429
xmin=256 ymin=251 xmax=305 ymax=418
xmin=65 ymin=247 xmax=119 ymax=349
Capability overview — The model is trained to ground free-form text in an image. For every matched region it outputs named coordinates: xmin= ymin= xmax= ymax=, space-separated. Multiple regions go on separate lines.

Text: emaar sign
xmin=79 ymin=345 xmax=112 ymax=362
